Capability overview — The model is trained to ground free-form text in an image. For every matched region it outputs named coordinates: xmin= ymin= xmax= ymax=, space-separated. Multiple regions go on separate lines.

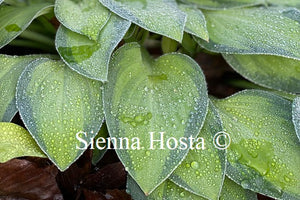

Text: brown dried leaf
xmin=0 ymin=159 xmax=62 ymax=200
xmin=82 ymin=162 xmax=126 ymax=192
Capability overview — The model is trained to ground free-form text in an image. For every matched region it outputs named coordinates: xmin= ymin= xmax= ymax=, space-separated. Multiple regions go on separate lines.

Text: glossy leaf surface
xmin=104 ymin=43 xmax=208 ymax=194
xmin=17 ymin=58 xmax=104 ymax=171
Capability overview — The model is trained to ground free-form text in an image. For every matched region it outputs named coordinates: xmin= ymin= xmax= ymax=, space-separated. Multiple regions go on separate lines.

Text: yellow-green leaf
xmin=0 ymin=54 xmax=40 ymax=122
xmin=179 ymin=5 xmax=209 ymax=41
xmin=56 ymin=14 xmax=130 ymax=81
xmin=0 ymin=2 xmax=53 ymax=48
xmin=0 ymin=122 xmax=45 ymax=163
xmin=213 ymin=90 xmax=300 ymax=199
xmin=170 ymin=101 xmax=225 ymax=200
xmin=55 ymin=0 xmax=110 ymax=40
xmin=220 ymin=177 xmax=257 ymax=200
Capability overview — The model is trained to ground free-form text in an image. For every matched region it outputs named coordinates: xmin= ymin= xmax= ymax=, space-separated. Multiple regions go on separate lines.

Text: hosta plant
xmin=0 ymin=0 xmax=299 ymax=199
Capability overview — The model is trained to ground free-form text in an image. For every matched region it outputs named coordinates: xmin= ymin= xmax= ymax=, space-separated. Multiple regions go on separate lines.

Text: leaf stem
xmin=19 ymin=30 xmax=55 ymax=47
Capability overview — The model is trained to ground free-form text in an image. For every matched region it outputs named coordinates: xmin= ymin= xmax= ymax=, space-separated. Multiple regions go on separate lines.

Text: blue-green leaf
xmin=55 ymin=0 xmax=110 ymax=40
xmin=223 ymin=54 xmax=300 ymax=93
xmin=179 ymin=0 xmax=264 ymax=10
xmin=195 ymin=8 xmax=300 ymax=60
xmin=213 ymin=90 xmax=300 ymax=199
xmin=0 ymin=54 xmax=40 ymax=122
xmin=0 ymin=122 xmax=46 ymax=163
xmin=170 ymin=101 xmax=225 ymax=200
xmin=267 ymin=0 xmax=300 ymax=8
xmin=292 ymin=97 xmax=300 ymax=141
xmin=98 ymin=0 xmax=186 ymax=42
xmin=16 ymin=58 xmax=104 ymax=171
xmin=56 ymin=14 xmax=130 ymax=81
xmin=104 ymin=43 xmax=208 ymax=194
xmin=0 ymin=2 xmax=53 ymax=48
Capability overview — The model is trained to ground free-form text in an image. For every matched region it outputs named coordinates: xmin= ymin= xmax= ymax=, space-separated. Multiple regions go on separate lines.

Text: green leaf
xmin=170 ymin=101 xmax=225 ymax=200
xmin=179 ymin=0 xmax=264 ymax=10
xmin=98 ymin=0 xmax=186 ymax=42
xmin=178 ymin=5 xmax=209 ymax=41
xmin=267 ymin=0 xmax=300 ymax=8
xmin=104 ymin=43 xmax=208 ymax=194
xmin=55 ymin=0 xmax=110 ymax=41
xmin=92 ymin=123 xmax=109 ymax=165
xmin=292 ymin=97 xmax=300 ymax=141
xmin=226 ymin=79 xmax=298 ymax=101
xmin=127 ymin=176 xmax=206 ymax=200
xmin=223 ymin=54 xmax=300 ymax=93
xmin=220 ymin=177 xmax=257 ymax=200
xmin=0 ymin=54 xmax=39 ymax=122
xmin=213 ymin=90 xmax=300 ymax=199
xmin=195 ymin=8 xmax=300 ymax=61
xmin=56 ymin=14 xmax=130 ymax=81
xmin=0 ymin=122 xmax=46 ymax=163
xmin=16 ymin=58 xmax=104 ymax=171
xmin=0 ymin=2 xmax=53 ymax=48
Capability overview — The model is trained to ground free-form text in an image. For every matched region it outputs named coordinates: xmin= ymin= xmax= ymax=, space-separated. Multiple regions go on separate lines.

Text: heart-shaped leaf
xmin=213 ymin=90 xmax=300 ymax=199
xmin=0 ymin=54 xmax=40 ymax=122
xmin=56 ymin=14 xmax=130 ymax=81
xmin=127 ymin=175 xmax=207 ymax=200
xmin=195 ymin=8 xmax=300 ymax=61
xmin=178 ymin=5 xmax=209 ymax=41
xmin=55 ymin=0 xmax=110 ymax=41
xmin=16 ymin=58 xmax=104 ymax=171
xmin=0 ymin=2 xmax=53 ymax=48
xmin=98 ymin=0 xmax=186 ymax=42
xmin=292 ymin=97 xmax=300 ymax=141
xmin=223 ymin=54 xmax=300 ymax=93
xmin=179 ymin=0 xmax=264 ymax=10
xmin=104 ymin=43 xmax=208 ymax=194
xmin=220 ymin=177 xmax=258 ymax=200
xmin=170 ymin=101 xmax=225 ymax=200
xmin=0 ymin=122 xmax=46 ymax=163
